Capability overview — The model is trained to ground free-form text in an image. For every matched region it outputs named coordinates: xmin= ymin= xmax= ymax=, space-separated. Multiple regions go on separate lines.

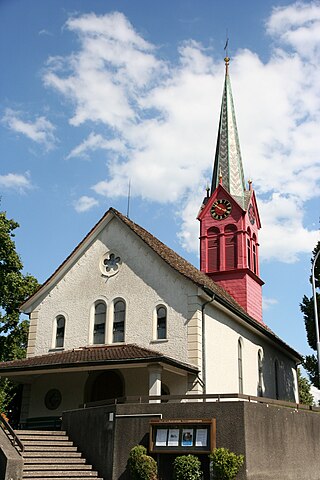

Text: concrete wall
xmin=244 ymin=403 xmax=320 ymax=480
xmin=0 ymin=427 xmax=23 ymax=480
xmin=63 ymin=405 xmax=116 ymax=480
xmin=112 ymin=401 xmax=246 ymax=480
xmin=62 ymin=401 xmax=320 ymax=480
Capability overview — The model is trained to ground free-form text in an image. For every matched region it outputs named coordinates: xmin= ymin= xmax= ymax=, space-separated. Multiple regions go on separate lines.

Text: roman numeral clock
xmin=210 ymin=199 xmax=232 ymax=220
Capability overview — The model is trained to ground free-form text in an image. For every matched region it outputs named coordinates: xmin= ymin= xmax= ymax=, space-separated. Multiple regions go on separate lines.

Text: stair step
xmin=24 ymin=465 xmax=93 ymax=471
xmin=24 ymin=446 xmax=78 ymax=452
xmin=22 ymin=478 xmax=103 ymax=480
xmin=19 ymin=435 xmax=70 ymax=441
xmin=23 ymin=471 xmax=99 ymax=477
xmin=22 ymin=440 xmax=74 ymax=446
xmin=16 ymin=430 xmax=66 ymax=436
xmin=23 ymin=451 xmax=82 ymax=458
xmin=24 ymin=457 xmax=86 ymax=464
xmin=18 ymin=429 xmax=101 ymax=480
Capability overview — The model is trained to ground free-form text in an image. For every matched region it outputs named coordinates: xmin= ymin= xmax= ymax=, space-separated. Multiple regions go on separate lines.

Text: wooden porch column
xmin=148 ymin=363 xmax=162 ymax=403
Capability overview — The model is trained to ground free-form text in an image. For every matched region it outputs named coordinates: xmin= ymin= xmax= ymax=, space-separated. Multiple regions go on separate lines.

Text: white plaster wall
xmin=28 ymin=371 xmax=88 ymax=418
xmin=122 ymin=368 xmax=149 ymax=397
xmin=31 ymin=217 xmax=195 ymax=365
xmin=205 ymin=303 xmax=298 ymax=402
xmin=121 ymin=367 xmax=188 ymax=397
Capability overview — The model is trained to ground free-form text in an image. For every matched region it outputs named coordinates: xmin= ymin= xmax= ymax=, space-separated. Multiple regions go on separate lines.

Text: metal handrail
xmin=84 ymin=392 xmax=320 ymax=412
xmin=0 ymin=413 xmax=24 ymax=453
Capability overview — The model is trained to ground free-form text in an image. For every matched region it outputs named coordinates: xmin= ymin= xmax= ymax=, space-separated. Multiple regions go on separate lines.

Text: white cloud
xmin=266 ymin=2 xmax=320 ymax=59
xmin=262 ymin=297 xmax=279 ymax=311
xmin=2 ymin=109 xmax=56 ymax=149
xmin=43 ymin=7 xmax=320 ymax=263
xmin=259 ymin=194 xmax=319 ymax=262
xmin=43 ymin=12 xmax=164 ymax=129
xmin=74 ymin=195 xmax=99 ymax=212
xmin=0 ymin=173 xmax=32 ymax=192
xmin=39 ymin=29 xmax=53 ymax=36
xmin=67 ymin=132 xmax=126 ymax=159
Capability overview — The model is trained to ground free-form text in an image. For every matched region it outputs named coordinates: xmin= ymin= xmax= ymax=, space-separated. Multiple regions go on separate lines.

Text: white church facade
xmin=0 ymin=58 xmax=301 ymax=425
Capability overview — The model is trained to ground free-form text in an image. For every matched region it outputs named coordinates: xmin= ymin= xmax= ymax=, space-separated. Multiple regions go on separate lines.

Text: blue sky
xmin=0 ymin=0 xmax=319 ymax=360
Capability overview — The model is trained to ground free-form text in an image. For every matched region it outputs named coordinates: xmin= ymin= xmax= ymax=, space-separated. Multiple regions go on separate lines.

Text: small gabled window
xmin=94 ymin=302 xmax=107 ymax=344
xmin=113 ymin=300 xmax=125 ymax=343
xmin=55 ymin=315 xmax=65 ymax=348
xmin=156 ymin=306 xmax=167 ymax=340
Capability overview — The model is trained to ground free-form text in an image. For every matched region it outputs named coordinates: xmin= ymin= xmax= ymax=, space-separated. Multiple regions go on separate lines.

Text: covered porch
xmin=0 ymin=344 xmax=199 ymax=427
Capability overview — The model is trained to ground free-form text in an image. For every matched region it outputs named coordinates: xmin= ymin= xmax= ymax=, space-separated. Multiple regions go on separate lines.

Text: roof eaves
xmin=0 ymin=356 xmax=199 ymax=376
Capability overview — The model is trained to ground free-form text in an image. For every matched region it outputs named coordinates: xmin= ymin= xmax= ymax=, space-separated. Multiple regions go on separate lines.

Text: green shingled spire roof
xmin=211 ymin=57 xmax=246 ymax=207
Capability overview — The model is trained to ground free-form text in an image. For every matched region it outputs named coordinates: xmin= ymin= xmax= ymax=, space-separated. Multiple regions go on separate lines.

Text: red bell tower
xmin=198 ymin=56 xmax=264 ymax=324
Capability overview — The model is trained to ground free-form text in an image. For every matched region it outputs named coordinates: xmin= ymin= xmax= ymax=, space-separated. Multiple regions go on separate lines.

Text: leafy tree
xmin=0 ymin=210 xmax=39 ymax=414
xmin=297 ymin=368 xmax=314 ymax=406
xmin=301 ymin=241 xmax=320 ymax=387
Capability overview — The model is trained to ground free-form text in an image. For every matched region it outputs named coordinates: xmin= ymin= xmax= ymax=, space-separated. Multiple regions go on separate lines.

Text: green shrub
xmin=173 ymin=454 xmax=203 ymax=480
xmin=128 ymin=445 xmax=158 ymax=480
xmin=209 ymin=447 xmax=244 ymax=480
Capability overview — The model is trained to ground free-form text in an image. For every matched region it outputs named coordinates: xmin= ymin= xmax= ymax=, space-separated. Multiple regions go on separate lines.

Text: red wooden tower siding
xmin=198 ymin=56 xmax=264 ymax=324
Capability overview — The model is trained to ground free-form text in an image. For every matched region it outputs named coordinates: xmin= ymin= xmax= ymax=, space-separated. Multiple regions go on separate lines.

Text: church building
xmin=0 ymin=57 xmax=301 ymax=425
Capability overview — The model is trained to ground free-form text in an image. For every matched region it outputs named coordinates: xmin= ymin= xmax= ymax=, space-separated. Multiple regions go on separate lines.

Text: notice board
xmin=149 ymin=418 xmax=216 ymax=454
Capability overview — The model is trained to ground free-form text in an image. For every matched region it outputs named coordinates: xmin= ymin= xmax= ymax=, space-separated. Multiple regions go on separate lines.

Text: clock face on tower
xmin=211 ymin=199 xmax=232 ymax=220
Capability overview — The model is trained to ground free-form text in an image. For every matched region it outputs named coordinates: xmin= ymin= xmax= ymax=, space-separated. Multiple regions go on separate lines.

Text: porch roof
xmin=0 ymin=344 xmax=198 ymax=376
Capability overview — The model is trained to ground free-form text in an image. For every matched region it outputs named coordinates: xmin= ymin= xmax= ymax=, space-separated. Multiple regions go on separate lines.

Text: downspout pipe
xmin=201 ymin=287 xmax=215 ymax=395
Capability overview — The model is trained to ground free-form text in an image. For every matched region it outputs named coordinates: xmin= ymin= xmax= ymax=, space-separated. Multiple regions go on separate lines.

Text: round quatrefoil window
xmin=100 ymin=251 xmax=122 ymax=277
xmin=44 ymin=389 xmax=62 ymax=410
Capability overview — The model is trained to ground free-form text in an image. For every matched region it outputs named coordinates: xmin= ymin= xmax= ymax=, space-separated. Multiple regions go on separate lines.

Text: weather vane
xmin=224 ymin=30 xmax=229 ymax=58
xmin=224 ymin=30 xmax=230 ymax=72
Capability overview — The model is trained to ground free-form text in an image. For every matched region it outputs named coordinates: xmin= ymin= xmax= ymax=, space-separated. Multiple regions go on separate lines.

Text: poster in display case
xmin=149 ymin=418 xmax=216 ymax=454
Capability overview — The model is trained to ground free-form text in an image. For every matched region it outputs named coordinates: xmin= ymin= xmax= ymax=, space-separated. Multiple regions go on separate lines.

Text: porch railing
xmin=0 ymin=412 xmax=24 ymax=453
xmin=84 ymin=392 xmax=320 ymax=413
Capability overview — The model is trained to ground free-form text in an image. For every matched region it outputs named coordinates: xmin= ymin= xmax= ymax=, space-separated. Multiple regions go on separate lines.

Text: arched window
xmin=207 ymin=227 xmax=220 ymax=272
xmin=258 ymin=350 xmax=263 ymax=397
xmin=238 ymin=339 xmax=243 ymax=394
xmin=93 ymin=302 xmax=106 ymax=344
xmin=55 ymin=315 xmax=65 ymax=348
xmin=252 ymin=234 xmax=257 ymax=274
xmin=113 ymin=300 xmax=125 ymax=343
xmin=275 ymin=360 xmax=279 ymax=400
xmin=156 ymin=306 xmax=167 ymax=339
xmin=247 ymin=228 xmax=251 ymax=269
xmin=225 ymin=225 xmax=237 ymax=269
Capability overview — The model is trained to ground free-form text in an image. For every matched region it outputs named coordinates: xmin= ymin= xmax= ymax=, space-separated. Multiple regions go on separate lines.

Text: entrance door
xmin=87 ymin=371 xmax=124 ymax=403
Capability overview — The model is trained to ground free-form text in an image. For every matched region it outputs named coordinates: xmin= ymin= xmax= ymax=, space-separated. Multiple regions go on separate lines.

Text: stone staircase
xmin=16 ymin=430 xmax=103 ymax=480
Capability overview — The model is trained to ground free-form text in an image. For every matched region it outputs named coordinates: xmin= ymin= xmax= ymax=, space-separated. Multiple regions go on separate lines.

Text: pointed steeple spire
xmin=211 ymin=56 xmax=246 ymax=207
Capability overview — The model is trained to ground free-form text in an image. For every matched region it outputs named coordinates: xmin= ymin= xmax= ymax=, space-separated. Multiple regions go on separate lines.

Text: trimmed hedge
xmin=128 ymin=445 xmax=158 ymax=480
xmin=173 ymin=454 xmax=203 ymax=480
xmin=209 ymin=447 xmax=244 ymax=480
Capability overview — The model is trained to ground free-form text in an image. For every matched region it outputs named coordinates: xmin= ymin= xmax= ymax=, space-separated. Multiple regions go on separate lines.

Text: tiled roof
xmin=0 ymin=344 xmax=198 ymax=374
xmin=113 ymin=208 xmax=246 ymax=312
xmin=20 ymin=207 xmax=302 ymax=362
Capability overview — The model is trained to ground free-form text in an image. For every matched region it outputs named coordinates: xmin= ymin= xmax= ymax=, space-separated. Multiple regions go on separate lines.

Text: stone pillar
xmin=26 ymin=310 xmax=39 ymax=357
xmin=148 ymin=363 xmax=162 ymax=403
